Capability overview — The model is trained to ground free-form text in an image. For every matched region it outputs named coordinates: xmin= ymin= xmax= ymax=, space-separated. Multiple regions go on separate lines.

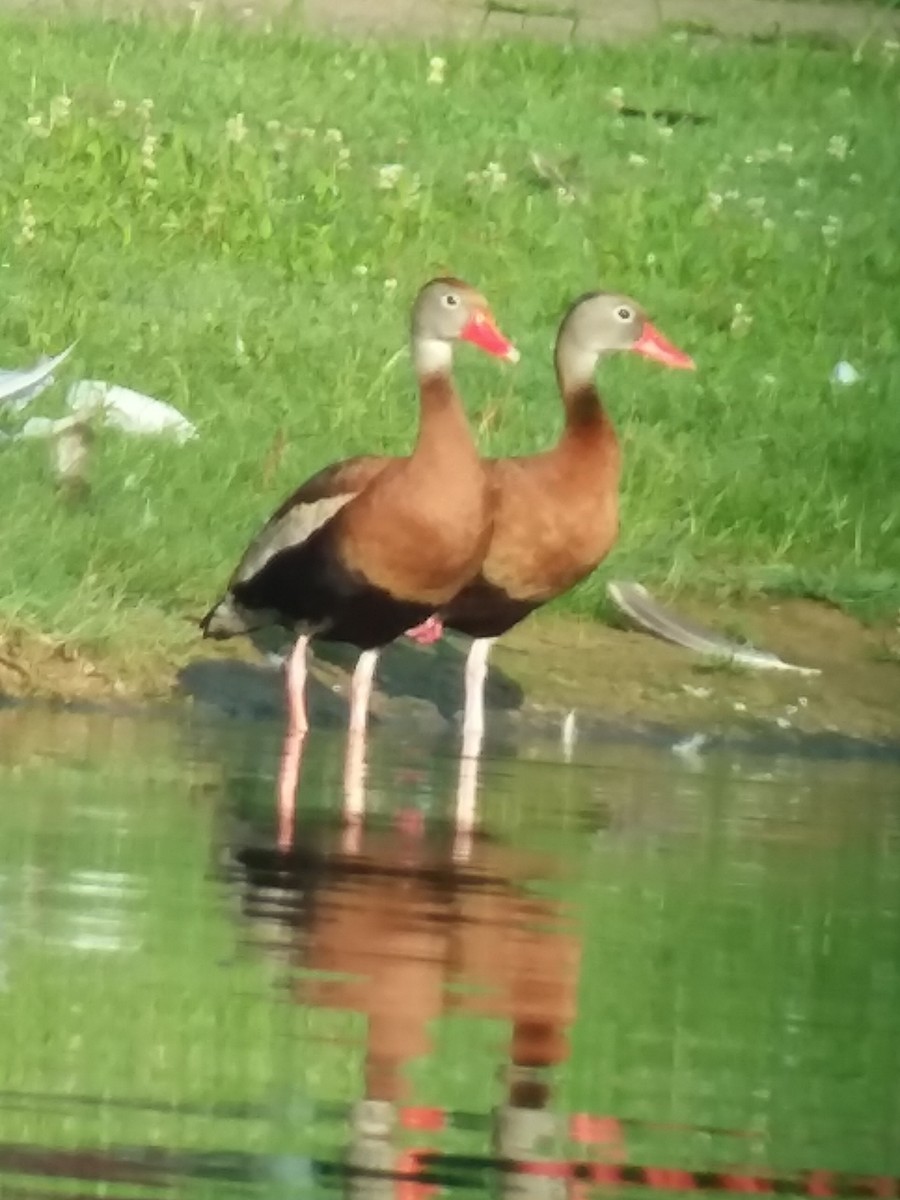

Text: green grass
xmin=0 ymin=12 xmax=899 ymax=663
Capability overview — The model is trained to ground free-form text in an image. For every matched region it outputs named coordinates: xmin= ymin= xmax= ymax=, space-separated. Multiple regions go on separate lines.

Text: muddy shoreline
xmin=2 ymin=596 xmax=899 ymax=759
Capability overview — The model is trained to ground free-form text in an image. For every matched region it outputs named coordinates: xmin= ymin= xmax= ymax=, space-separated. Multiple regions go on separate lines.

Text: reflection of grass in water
xmin=0 ymin=12 xmax=897 ymax=678
xmin=0 ymin=735 xmax=899 ymax=1183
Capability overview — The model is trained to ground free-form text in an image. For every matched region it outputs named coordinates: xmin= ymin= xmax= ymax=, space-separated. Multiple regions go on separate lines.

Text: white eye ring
xmin=615 ymin=305 xmax=633 ymax=322
xmin=443 ymin=293 xmax=460 ymax=308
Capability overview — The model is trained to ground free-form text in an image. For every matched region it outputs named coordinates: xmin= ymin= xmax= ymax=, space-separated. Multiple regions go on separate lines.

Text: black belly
xmin=230 ymin=531 xmax=434 ymax=651
xmin=441 ymin=575 xmax=541 ymax=640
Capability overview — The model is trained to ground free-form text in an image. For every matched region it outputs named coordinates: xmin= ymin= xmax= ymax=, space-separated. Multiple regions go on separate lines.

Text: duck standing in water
xmin=432 ymin=291 xmax=695 ymax=755
xmin=201 ymin=277 xmax=518 ymax=830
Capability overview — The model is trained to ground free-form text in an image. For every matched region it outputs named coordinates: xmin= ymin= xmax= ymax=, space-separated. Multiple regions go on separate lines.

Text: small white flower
xmin=882 ymin=38 xmax=899 ymax=61
xmin=352 ymin=264 xmax=368 ymax=277
xmin=761 ymin=373 xmax=776 ymax=386
xmin=110 ymin=98 xmax=127 ymax=116
xmin=141 ymin=132 xmax=158 ymax=171
xmin=607 ymin=86 xmax=625 ymax=110
xmin=827 ymin=134 xmax=848 ymax=160
xmin=556 ymin=186 xmax=575 ymax=206
xmin=645 ymin=251 xmax=657 ymax=265
xmin=483 ymin=160 xmax=507 ymax=190
xmin=427 ymin=55 xmax=446 ymax=85
xmin=776 ymin=142 xmax=794 ymax=158
xmin=628 ymin=152 xmax=647 ymax=167
xmin=17 ymin=198 xmax=36 ymax=245
xmin=384 ymin=277 xmax=398 ymax=294
xmin=49 ymin=95 xmax=72 ymax=125
xmin=136 ymin=97 xmax=154 ymax=121
xmin=796 ymin=177 xmax=813 ymax=190
xmin=730 ymin=302 xmax=753 ymax=335
xmin=299 ymin=126 xmax=316 ymax=139
xmin=377 ymin=162 xmax=404 ymax=190
xmin=849 ymin=172 xmax=862 ymax=184
xmin=324 ymin=127 xmax=343 ymax=144
xmin=337 ymin=146 xmax=351 ymax=163
xmin=225 ymin=113 xmax=248 ymax=144
xmin=707 ymin=191 xmax=724 ymax=211
xmin=744 ymin=154 xmax=754 ymax=164
xmin=343 ymin=69 xmax=356 ymax=81
xmin=26 ymin=113 xmax=44 ymax=129
xmin=658 ymin=125 xmax=674 ymax=139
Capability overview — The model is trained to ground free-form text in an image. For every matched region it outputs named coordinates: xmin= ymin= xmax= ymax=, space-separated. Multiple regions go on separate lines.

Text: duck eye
xmin=616 ymin=306 xmax=633 ymax=322
xmin=443 ymin=293 xmax=459 ymax=308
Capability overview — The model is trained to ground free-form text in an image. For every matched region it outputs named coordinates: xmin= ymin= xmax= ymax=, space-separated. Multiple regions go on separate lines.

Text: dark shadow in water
xmin=178 ymin=630 xmax=523 ymax=728
xmin=178 ymin=657 xmax=345 ymax=726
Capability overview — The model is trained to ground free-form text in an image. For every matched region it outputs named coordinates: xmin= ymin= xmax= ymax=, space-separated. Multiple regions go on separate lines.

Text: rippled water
xmin=1 ymin=702 xmax=899 ymax=1200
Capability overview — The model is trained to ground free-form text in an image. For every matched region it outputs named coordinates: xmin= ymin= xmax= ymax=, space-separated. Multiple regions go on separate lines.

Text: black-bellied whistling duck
xmin=435 ymin=291 xmax=695 ymax=754
xmin=200 ymin=277 xmax=517 ymax=828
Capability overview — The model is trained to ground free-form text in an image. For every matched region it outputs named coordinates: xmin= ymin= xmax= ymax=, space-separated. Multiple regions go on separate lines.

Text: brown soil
xmin=2 ymin=597 xmax=898 ymax=747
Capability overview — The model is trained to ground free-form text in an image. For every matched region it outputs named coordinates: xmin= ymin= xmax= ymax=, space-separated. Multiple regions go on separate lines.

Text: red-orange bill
xmin=633 ymin=322 xmax=695 ymax=370
xmin=461 ymin=311 xmax=520 ymax=363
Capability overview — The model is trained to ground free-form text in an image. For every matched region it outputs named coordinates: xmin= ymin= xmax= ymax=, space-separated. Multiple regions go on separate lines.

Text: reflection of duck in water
xmin=230 ymin=809 xmax=581 ymax=1200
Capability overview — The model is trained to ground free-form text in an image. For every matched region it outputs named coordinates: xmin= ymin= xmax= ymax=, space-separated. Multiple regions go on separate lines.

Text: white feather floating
xmin=607 ymin=580 xmax=821 ymax=677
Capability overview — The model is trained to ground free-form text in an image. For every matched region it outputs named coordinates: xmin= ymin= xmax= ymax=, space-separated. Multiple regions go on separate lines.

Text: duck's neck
xmin=555 ymin=336 xmax=607 ymax=435
xmin=410 ymin=337 xmax=477 ymax=464
xmin=553 ymin=332 xmax=620 ymax=486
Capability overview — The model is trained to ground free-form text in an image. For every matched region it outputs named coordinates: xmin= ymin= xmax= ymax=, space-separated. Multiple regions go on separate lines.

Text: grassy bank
xmin=0 ymin=12 xmax=898 ymax=668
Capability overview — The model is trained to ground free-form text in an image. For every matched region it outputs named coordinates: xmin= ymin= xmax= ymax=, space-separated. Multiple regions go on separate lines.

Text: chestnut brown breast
xmin=337 ymin=374 xmax=493 ymax=605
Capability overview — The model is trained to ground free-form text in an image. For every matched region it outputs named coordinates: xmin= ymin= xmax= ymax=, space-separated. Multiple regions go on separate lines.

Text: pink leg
xmin=342 ymin=727 xmax=367 ymax=854
xmin=462 ymin=636 xmax=495 ymax=743
xmin=453 ymin=745 xmax=481 ymax=865
xmin=405 ymin=615 xmax=444 ymax=646
xmin=452 ymin=638 xmax=494 ymax=861
xmin=349 ymin=648 xmax=380 ymax=736
xmin=277 ymin=634 xmax=309 ymax=850
xmin=341 ymin=649 xmax=379 ymax=851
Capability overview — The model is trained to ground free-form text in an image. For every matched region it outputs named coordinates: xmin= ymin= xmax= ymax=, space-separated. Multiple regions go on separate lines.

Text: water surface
xmin=0 ymin=703 xmax=898 ymax=1199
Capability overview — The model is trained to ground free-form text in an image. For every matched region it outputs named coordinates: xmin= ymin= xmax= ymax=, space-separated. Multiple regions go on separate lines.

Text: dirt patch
xmin=2 ymin=597 xmax=898 ymax=748
xmin=497 ymin=596 xmax=900 ymax=745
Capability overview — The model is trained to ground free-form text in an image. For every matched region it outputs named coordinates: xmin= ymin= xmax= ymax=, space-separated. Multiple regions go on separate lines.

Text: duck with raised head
xmin=434 ymin=291 xmax=695 ymax=749
xmin=200 ymin=277 xmax=518 ymax=825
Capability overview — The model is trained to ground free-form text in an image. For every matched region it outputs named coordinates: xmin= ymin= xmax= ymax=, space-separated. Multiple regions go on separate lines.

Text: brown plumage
xmin=443 ymin=291 xmax=695 ymax=744
xmin=199 ymin=276 xmax=518 ymax=826
xmin=257 ymin=292 xmax=694 ymax=747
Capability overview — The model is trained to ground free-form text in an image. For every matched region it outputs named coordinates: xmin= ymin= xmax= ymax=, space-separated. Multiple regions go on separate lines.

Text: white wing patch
xmin=232 ymin=492 xmax=356 ymax=585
